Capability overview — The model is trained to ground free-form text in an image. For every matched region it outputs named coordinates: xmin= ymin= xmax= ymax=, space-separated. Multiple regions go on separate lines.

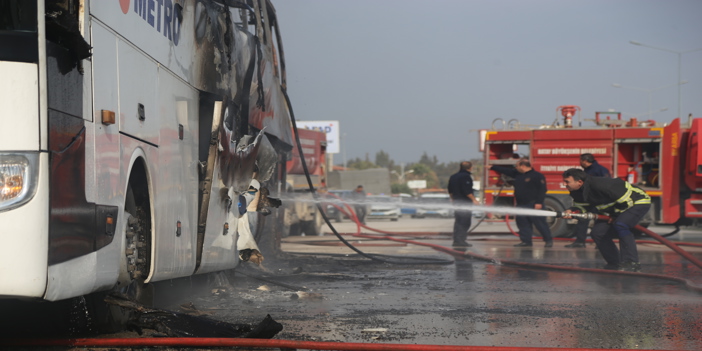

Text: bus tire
xmin=542 ymin=197 xmax=574 ymax=238
xmin=100 ymin=179 xmax=153 ymax=332
xmin=288 ymin=223 xmax=301 ymax=236
xmin=301 ymin=218 xmax=321 ymax=236
xmin=121 ymin=166 xmax=153 ymax=305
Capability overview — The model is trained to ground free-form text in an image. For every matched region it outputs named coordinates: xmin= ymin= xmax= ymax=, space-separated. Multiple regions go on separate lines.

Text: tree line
xmin=344 ymin=151 xmax=483 ymax=194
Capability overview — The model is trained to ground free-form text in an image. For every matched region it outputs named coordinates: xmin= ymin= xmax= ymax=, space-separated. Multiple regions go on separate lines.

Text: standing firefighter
xmin=566 ymin=153 xmax=612 ymax=248
xmin=490 ymin=158 xmax=553 ymax=247
xmin=561 ymin=168 xmax=651 ymax=272
xmin=448 ymin=161 xmax=480 ymax=248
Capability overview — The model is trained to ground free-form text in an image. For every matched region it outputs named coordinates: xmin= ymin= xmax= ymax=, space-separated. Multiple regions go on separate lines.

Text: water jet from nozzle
xmin=277 ymin=195 xmax=561 ymax=218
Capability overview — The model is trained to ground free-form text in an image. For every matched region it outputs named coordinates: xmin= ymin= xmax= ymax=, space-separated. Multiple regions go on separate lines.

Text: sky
xmin=270 ymin=0 xmax=702 ymax=165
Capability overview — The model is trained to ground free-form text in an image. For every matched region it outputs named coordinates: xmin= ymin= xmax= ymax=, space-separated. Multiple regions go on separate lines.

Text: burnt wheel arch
xmin=122 ymin=160 xmax=154 ymax=305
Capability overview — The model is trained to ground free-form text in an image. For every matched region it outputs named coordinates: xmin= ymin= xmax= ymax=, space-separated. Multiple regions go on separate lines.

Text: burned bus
xmin=0 ymin=0 xmax=294 ymax=302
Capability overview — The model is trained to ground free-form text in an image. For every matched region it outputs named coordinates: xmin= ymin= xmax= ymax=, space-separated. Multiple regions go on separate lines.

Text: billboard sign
xmin=407 ymin=180 xmax=427 ymax=189
xmin=296 ymin=121 xmax=340 ymax=154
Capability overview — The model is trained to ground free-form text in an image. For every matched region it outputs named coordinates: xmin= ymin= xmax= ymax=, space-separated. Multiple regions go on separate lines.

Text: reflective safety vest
xmin=594 ymin=181 xmax=651 ymax=216
xmin=569 ymin=177 xmax=651 ymax=217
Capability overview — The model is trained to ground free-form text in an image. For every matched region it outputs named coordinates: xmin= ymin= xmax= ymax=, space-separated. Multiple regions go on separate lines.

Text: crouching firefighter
xmin=561 ymin=168 xmax=651 ymax=272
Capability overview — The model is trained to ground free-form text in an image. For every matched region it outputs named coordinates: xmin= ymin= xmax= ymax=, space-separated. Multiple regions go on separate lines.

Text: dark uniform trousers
xmin=515 ymin=204 xmax=553 ymax=245
xmin=355 ymin=205 xmax=367 ymax=224
xmin=590 ymin=204 xmax=650 ymax=265
xmin=453 ymin=209 xmax=473 ymax=244
xmin=573 ymin=218 xmax=589 ymax=243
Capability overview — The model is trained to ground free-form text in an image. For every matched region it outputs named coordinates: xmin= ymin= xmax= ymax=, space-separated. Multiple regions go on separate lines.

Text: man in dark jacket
xmin=579 ymin=153 xmax=611 ymax=178
xmin=566 ymin=153 xmax=612 ymax=248
xmin=448 ymin=161 xmax=480 ymax=248
xmin=491 ymin=158 xmax=553 ymax=247
xmin=562 ymin=168 xmax=651 ymax=272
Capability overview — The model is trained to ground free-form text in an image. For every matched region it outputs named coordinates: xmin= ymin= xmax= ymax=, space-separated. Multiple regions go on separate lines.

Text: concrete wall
xmin=328 ymin=168 xmax=391 ymax=194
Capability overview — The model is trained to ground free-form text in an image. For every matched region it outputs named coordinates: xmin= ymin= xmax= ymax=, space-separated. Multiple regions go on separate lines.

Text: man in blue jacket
xmin=491 ymin=158 xmax=553 ymax=247
xmin=565 ymin=153 xmax=612 ymax=248
xmin=580 ymin=153 xmax=610 ymax=178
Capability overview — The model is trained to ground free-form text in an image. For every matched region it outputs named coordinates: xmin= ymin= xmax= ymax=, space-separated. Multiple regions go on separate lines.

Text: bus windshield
xmin=0 ymin=1 xmax=37 ymax=32
xmin=0 ymin=1 xmax=38 ymax=63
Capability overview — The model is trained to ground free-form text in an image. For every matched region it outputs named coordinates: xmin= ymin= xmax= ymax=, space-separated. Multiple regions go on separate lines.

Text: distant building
xmin=328 ymin=168 xmax=391 ymax=194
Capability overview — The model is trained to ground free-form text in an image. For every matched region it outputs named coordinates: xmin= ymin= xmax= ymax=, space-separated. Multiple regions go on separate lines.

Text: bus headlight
xmin=0 ymin=153 xmax=39 ymax=212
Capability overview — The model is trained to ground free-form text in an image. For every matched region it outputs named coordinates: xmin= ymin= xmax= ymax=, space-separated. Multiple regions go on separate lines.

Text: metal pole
xmin=343 ymin=133 xmax=347 ymax=169
xmin=629 ymin=41 xmax=702 ymax=118
xmin=678 ymin=52 xmax=682 ymax=118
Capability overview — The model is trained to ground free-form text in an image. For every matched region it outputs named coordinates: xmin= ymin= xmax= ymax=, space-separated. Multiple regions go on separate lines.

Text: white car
xmin=366 ymin=195 xmax=400 ymax=221
xmin=413 ymin=193 xmax=454 ymax=218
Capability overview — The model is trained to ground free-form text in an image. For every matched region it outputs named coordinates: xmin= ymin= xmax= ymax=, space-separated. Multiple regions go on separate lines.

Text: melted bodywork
xmin=189 ymin=0 xmax=290 ymax=271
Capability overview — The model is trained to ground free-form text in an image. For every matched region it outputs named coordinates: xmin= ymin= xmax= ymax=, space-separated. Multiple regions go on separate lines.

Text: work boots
xmin=618 ymin=261 xmax=641 ymax=272
xmin=452 ymin=241 xmax=473 ymax=248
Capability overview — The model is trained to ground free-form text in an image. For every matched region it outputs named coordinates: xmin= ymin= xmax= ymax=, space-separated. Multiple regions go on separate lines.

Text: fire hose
xmin=328 ymin=198 xmax=702 ymax=264
xmin=322 ymin=203 xmax=702 ymax=293
xmin=3 ymin=337 xmax=678 ymax=351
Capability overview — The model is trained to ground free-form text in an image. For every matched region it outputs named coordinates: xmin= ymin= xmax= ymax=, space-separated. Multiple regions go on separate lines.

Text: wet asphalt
xmin=180 ymin=217 xmax=702 ymax=350
xmin=2 ymin=217 xmax=700 ymax=350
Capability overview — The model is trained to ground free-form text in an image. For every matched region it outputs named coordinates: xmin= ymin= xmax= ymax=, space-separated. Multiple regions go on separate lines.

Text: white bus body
xmin=0 ymin=0 xmax=292 ymax=301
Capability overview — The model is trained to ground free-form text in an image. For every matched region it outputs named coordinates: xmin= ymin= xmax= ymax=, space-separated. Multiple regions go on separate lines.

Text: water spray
xmin=277 ymin=194 xmax=560 ymax=218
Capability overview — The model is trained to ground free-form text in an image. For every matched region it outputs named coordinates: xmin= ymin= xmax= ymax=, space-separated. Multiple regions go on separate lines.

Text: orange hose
xmin=2 ymin=337 xmax=683 ymax=351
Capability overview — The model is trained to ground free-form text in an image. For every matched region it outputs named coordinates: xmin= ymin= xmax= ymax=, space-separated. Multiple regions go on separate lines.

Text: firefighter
xmin=561 ymin=168 xmax=651 ymax=272
xmin=491 ymin=158 xmax=553 ymax=248
xmin=448 ymin=161 xmax=480 ymax=248
xmin=566 ymin=153 xmax=612 ymax=248
xmin=579 ymin=153 xmax=611 ymax=178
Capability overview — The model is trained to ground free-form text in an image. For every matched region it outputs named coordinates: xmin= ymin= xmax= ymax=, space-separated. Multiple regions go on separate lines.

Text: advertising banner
xmin=296 ymin=121 xmax=340 ymax=154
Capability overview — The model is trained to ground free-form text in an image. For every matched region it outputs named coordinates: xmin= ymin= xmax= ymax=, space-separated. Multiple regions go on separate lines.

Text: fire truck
xmin=283 ymin=128 xmax=327 ymax=236
xmin=481 ymin=105 xmax=702 ymax=237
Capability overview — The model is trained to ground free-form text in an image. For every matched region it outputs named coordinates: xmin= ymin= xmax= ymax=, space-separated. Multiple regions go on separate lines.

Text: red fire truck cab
xmin=481 ymin=106 xmax=702 ymax=237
